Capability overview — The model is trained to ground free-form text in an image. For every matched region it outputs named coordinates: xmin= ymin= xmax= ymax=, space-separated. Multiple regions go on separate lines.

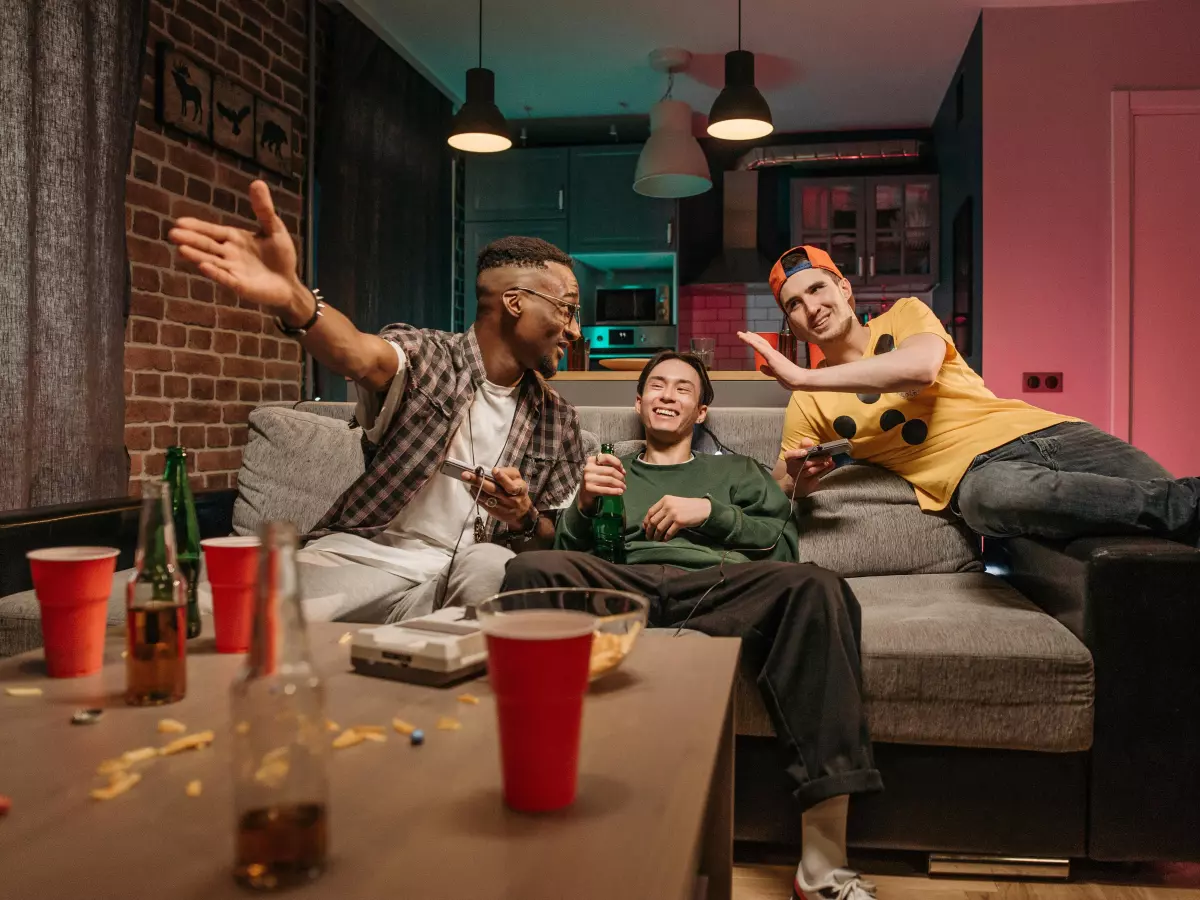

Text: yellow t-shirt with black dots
xmin=779 ymin=297 xmax=1075 ymax=511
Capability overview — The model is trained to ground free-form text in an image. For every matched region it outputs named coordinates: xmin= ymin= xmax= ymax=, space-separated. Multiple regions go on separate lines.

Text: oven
xmin=582 ymin=326 xmax=677 ymax=371
xmin=595 ymin=286 xmax=671 ymax=325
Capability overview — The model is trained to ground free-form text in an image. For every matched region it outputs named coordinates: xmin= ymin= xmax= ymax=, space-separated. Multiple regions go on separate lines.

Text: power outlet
xmin=1023 ymin=372 xmax=1063 ymax=392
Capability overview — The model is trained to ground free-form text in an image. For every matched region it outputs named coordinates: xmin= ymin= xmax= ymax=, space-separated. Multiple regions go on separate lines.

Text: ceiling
xmin=340 ymin=0 xmax=1147 ymax=133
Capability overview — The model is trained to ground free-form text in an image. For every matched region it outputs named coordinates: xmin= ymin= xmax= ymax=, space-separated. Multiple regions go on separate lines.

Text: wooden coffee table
xmin=0 ymin=622 xmax=739 ymax=900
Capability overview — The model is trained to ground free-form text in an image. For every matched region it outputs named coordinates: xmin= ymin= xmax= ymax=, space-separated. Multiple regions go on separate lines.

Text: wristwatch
xmin=274 ymin=287 xmax=325 ymax=338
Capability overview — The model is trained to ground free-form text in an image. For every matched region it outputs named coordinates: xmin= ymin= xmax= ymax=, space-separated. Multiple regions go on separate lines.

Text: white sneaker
xmin=793 ymin=868 xmax=878 ymax=900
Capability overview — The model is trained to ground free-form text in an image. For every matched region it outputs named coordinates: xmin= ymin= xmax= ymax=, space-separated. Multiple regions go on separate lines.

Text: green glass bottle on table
xmin=592 ymin=443 xmax=627 ymax=564
xmin=163 ymin=446 xmax=202 ymax=639
xmin=126 ymin=480 xmax=188 ymax=706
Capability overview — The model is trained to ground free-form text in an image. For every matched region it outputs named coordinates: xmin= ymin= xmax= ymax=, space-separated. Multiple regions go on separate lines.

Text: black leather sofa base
xmin=735 ymin=737 xmax=1088 ymax=858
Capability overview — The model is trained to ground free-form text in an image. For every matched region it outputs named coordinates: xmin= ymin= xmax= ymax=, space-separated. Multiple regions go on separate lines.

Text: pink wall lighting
xmin=981 ymin=0 xmax=1200 ymax=430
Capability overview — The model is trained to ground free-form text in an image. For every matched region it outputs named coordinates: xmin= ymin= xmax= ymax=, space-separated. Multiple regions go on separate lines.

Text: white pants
xmin=294 ymin=542 xmax=515 ymax=623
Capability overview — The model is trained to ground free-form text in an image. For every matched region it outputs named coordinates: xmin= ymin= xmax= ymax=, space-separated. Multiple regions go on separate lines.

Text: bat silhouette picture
xmin=217 ymin=101 xmax=251 ymax=135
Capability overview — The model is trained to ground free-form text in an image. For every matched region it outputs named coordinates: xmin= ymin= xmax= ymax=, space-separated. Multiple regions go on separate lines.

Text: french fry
xmin=361 ymin=732 xmax=386 ymax=743
xmin=185 ymin=780 xmax=203 ymax=798
xmin=457 ymin=693 xmax=480 ymax=705
xmin=160 ymin=730 xmax=215 ymax=756
xmin=157 ymin=718 xmax=187 ymax=734
xmin=338 ymin=631 xmax=353 ymax=645
xmin=392 ymin=718 xmax=416 ymax=736
xmin=350 ymin=724 xmax=385 ymax=735
xmin=4 ymin=687 xmax=43 ymax=697
xmin=254 ymin=748 xmax=291 ymax=788
xmin=436 ymin=717 xmax=462 ymax=731
xmin=90 ymin=771 xmax=141 ymax=801
xmin=332 ymin=729 xmax=366 ymax=750
xmin=325 ymin=720 xmax=340 ymax=733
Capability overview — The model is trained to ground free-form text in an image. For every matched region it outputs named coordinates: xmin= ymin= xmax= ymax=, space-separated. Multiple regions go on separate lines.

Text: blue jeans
xmin=954 ymin=422 xmax=1199 ymax=544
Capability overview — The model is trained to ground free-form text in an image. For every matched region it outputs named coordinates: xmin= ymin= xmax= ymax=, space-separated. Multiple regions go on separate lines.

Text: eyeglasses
xmin=513 ymin=287 xmax=581 ymax=326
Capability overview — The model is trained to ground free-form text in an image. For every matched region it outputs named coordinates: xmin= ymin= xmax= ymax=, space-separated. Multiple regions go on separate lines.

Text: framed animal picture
xmin=155 ymin=44 xmax=211 ymax=139
xmin=254 ymin=98 xmax=293 ymax=176
xmin=212 ymin=76 xmax=254 ymax=159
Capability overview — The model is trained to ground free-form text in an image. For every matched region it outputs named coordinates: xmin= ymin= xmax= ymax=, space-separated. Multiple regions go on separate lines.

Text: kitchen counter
xmin=547 ymin=369 xmax=789 ymax=407
xmin=550 ymin=371 xmax=775 ymax=381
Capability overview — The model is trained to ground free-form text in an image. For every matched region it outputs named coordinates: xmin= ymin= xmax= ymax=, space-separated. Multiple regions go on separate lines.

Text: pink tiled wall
xmin=677 ymin=288 xmax=753 ymax=371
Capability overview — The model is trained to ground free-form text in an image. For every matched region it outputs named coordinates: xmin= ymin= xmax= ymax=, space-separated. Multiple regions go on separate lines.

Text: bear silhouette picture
xmin=254 ymin=98 xmax=293 ymax=174
xmin=260 ymin=120 xmax=287 ymax=156
xmin=172 ymin=64 xmax=203 ymax=122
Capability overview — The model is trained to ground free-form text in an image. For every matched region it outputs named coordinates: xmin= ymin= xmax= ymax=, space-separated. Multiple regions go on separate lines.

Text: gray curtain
xmin=0 ymin=0 xmax=146 ymax=511
xmin=315 ymin=7 xmax=453 ymax=401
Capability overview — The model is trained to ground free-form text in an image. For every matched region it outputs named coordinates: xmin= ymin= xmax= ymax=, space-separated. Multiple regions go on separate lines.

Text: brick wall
xmin=677 ymin=287 xmax=752 ymax=371
xmin=124 ymin=0 xmax=315 ymax=493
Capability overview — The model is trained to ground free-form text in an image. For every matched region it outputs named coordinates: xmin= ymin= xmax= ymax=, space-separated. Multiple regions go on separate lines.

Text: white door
xmin=1112 ymin=91 xmax=1200 ymax=477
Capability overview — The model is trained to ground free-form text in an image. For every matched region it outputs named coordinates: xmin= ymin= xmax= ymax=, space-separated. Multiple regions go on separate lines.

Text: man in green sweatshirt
xmin=501 ymin=351 xmax=882 ymax=900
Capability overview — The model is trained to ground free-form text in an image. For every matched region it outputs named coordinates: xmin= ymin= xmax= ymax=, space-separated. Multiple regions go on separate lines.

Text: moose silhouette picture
xmin=155 ymin=45 xmax=211 ymax=139
xmin=254 ymin=98 xmax=293 ymax=175
xmin=212 ymin=76 xmax=254 ymax=158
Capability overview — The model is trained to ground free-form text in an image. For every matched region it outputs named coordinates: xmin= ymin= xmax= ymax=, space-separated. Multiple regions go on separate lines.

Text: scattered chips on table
xmin=185 ymin=780 xmax=202 ymax=798
xmin=325 ymin=720 xmax=340 ymax=733
xmin=157 ymin=718 xmax=187 ymax=734
xmin=160 ymin=730 xmax=214 ymax=756
xmin=391 ymin=718 xmax=416 ymax=736
xmin=436 ymin=717 xmax=462 ymax=731
xmin=338 ymin=631 xmax=353 ymax=645
xmin=332 ymin=725 xmax=385 ymax=750
xmin=235 ymin=721 xmax=251 ymax=736
xmin=457 ymin=693 xmax=480 ymax=705
xmin=254 ymin=748 xmax=291 ymax=787
xmin=4 ymin=687 xmax=43 ymax=697
xmin=90 ymin=771 xmax=141 ymax=801
xmin=96 ymin=746 xmax=159 ymax=775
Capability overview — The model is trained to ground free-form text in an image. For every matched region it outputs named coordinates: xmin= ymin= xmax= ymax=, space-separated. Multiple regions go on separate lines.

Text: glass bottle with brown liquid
xmin=126 ymin=480 xmax=188 ymax=706
xmin=231 ymin=521 xmax=329 ymax=891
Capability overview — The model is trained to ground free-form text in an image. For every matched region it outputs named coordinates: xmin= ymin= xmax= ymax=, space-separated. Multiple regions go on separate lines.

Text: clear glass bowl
xmin=477 ymin=588 xmax=650 ymax=682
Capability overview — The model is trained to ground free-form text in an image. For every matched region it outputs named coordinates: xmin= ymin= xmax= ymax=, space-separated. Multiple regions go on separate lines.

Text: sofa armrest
xmin=996 ymin=535 xmax=1200 ymax=861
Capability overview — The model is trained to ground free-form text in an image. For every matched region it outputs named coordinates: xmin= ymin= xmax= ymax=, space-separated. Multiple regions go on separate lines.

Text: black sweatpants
xmin=502 ymin=551 xmax=883 ymax=809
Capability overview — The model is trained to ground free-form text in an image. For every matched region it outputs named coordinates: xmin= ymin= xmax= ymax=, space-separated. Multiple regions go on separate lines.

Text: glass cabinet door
xmin=865 ymin=176 xmax=938 ymax=288
xmin=790 ymin=178 xmax=866 ymax=284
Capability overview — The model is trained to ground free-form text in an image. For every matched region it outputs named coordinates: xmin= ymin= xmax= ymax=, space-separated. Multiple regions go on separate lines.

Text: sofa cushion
xmin=0 ymin=568 xmax=135 ymax=658
xmin=794 ymin=463 xmax=983 ymax=577
xmin=735 ymin=573 xmax=1095 ymax=753
xmin=234 ymin=407 xmax=366 ymax=537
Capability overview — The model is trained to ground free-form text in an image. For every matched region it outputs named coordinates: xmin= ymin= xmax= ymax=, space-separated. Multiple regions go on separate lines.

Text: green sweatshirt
xmin=556 ymin=452 xmax=798 ymax=570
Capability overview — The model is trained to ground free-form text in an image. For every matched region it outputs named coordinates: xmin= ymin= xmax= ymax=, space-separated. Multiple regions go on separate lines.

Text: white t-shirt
xmin=303 ymin=342 xmax=518 ymax=583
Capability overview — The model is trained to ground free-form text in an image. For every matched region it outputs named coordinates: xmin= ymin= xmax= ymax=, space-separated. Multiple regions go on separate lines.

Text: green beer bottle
xmin=592 ymin=443 xmax=626 ymax=564
xmin=163 ymin=446 xmax=203 ymax=639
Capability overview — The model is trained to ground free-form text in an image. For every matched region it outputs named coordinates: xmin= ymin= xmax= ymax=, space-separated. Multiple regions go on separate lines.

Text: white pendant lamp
xmin=634 ymin=49 xmax=712 ymax=198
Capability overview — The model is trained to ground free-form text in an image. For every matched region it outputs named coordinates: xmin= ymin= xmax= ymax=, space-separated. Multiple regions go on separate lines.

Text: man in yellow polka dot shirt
xmin=739 ymin=245 xmax=1198 ymax=545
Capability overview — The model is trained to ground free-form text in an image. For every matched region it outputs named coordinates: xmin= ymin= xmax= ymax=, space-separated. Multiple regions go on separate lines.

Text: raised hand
xmin=577 ymin=453 xmax=626 ymax=513
xmin=737 ymin=331 xmax=810 ymax=391
xmin=167 ymin=180 xmax=305 ymax=314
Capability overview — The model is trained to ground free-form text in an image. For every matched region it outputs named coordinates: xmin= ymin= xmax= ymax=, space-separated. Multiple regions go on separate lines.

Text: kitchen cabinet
xmin=790 ymin=175 xmax=938 ymax=290
xmin=568 ymin=146 xmax=676 ymax=254
xmin=464 ymin=148 xmax=568 ymax=222
xmin=463 ymin=219 xmax=569 ymax=324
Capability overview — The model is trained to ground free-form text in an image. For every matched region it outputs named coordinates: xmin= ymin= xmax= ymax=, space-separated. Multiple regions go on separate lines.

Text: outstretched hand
xmin=167 ymin=180 xmax=303 ymax=313
xmin=737 ymin=331 xmax=810 ymax=391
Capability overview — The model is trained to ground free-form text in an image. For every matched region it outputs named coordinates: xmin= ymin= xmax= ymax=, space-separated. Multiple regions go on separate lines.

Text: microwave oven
xmin=595 ymin=286 xmax=670 ymax=325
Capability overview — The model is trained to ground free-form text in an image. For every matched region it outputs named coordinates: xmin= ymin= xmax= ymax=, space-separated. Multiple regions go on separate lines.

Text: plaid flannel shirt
xmin=305 ymin=325 xmax=584 ymax=545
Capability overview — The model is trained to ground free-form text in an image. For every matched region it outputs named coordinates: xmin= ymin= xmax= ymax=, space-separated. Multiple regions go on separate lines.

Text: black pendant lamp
xmin=707 ymin=0 xmax=773 ymax=141
xmin=448 ymin=0 xmax=512 ymax=153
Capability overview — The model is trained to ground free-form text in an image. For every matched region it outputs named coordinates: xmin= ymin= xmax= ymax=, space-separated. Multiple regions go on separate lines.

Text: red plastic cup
xmin=26 ymin=547 xmax=119 ymax=678
xmin=200 ymin=537 xmax=260 ymax=653
xmin=480 ymin=607 xmax=596 ymax=813
xmin=752 ymin=331 xmax=780 ymax=373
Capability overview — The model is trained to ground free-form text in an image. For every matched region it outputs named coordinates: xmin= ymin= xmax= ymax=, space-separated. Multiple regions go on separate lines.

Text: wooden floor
xmin=732 ymin=863 xmax=1200 ymax=900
